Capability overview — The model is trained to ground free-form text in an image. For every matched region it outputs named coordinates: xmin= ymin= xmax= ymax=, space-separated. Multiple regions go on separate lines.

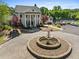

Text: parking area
xmin=62 ymin=25 xmax=79 ymax=35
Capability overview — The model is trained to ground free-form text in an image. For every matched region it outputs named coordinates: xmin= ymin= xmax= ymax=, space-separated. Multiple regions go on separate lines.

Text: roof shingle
xmin=15 ymin=5 xmax=41 ymax=13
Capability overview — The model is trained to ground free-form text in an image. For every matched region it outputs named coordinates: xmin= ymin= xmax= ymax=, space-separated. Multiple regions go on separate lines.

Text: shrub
xmin=0 ymin=25 xmax=12 ymax=30
xmin=55 ymin=24 xmax=61 ymax=28
xmin=4 ymin=25 xmax=12 ymax=30
xmin=0 ymin=25 xmax=5 ymax=30
xmin=66 ymin=22 xmax=71 ymax=24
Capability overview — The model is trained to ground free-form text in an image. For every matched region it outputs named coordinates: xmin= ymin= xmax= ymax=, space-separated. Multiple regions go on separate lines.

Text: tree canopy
xmin=40 ymin=6 xmax=79 ymax=22
xmin=53 ymin=6 xmax=61 ymax=10
xmin=0 ymin=2 xmax=11 ymax=23
xmin=40 ymin=7 xmax=49 ymax=15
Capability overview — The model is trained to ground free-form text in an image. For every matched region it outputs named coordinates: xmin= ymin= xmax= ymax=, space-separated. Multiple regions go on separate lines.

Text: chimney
xmin=34 ymin=4 xmax=37 ymax=7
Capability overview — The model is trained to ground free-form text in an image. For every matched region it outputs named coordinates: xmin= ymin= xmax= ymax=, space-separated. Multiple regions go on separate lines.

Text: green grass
xmin=75 ymin=21 xmax=79 ymax=25
xmin=0 ymin=36 xmax=5 ymax=45
xmin=72 ymin=21 xmax=79 ymax=25
xmin=76 ymin=12 xmax=79 ymax=19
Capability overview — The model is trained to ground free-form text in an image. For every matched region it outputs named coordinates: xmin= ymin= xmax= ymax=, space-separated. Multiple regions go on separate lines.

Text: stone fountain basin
xmin=37 ymin=37 xmax=61 ymax=49
xmin=27 ymin=37 xmax=72 ymax=59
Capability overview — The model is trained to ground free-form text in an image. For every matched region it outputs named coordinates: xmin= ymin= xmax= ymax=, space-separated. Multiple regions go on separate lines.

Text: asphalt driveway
xmin=62 ymin=25 xmax=79 ymax=35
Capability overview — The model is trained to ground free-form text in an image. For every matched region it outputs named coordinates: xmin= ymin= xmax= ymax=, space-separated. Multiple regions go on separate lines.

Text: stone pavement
xmin=0 ymin=31 xmax=79 ymax=59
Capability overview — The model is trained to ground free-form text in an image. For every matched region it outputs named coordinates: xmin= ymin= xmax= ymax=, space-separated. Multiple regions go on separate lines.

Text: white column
xmin=36 ymin=14 xmax=41 ymax=25
xmin=17 ymin=13 xmax=20 ymax=24
xmin=23 ymin=14 xmax=26 ymax=27
xmin=17 ymin=13 xmax=20 ymax=20
xmin=24 ymin=14 xmax=27 ymax=27
xmin=38 ymin=14 xmax=41 ymax=25
xmin=30 ymin=15 xmax=31 ymax=27
xmin=34 ymin=15 xmax=36 ymax=27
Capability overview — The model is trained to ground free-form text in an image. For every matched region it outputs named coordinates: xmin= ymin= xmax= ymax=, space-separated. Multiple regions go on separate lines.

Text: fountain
xmin=27 ymin=24 xmax=72 ymax=59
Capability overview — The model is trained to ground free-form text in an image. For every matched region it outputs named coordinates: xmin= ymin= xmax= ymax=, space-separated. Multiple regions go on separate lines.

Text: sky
xmin=2 ymin=0 xmax=79 ymax=9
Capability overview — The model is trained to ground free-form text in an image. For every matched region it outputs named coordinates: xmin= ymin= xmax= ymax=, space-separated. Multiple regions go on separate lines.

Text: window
xmin=32 ymin=9 xmax=34 ymax=11
xmin=20 ymin=14 xmax=22 ymax=18
xmin=38 ymin=15 xmax=39 ymax=18
xmin=26 ymin=15 xmax=27 ymax=18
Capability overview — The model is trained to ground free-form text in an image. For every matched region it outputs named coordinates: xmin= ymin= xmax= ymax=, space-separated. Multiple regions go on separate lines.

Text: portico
xmin=23 ymin=14 xmax=41 ymax=28
xmin=15 ymin=5 xmax=41 ymax=28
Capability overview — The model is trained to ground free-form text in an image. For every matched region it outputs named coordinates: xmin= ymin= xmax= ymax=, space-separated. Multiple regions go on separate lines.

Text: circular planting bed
xmin=27 ymin=37 xmax=72 ymax=59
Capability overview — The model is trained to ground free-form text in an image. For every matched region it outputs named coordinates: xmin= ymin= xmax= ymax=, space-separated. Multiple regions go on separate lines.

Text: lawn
xmin=74 ymin=21 xmax=79 ymax=25
xmin=70 ymin=20 xmax=79 ymax=26
xmin=0 ymin=36 xmax=5 ymax=45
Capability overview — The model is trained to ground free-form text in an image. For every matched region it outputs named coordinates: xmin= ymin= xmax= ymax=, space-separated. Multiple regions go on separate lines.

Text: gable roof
xmin=15 ymin=5 xmax=41 ymax=13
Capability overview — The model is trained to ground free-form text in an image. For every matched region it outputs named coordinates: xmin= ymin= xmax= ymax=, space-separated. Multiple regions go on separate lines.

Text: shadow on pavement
xmin=19 ymin=27 xmax=41 ymax=33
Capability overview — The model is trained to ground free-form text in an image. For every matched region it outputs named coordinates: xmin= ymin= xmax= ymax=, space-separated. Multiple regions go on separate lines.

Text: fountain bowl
xmin=37 ymin=36 xmax=61 ymax=49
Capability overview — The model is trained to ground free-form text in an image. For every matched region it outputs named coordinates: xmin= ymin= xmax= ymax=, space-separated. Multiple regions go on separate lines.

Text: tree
xmin=40 ymin=5 xmax=79 ymax=23
xmin=53 ymin=6 xmax=58 ymax=10
xmin=9 ymin=7 xmax=15 ymax=15
xmin=40 ymin=7 xmax=48 ymax=15
xmin=0 ymin=2 xmax=11 ymax=23
xmin=50 ymin=10 xmax=62 ymax=21
xmin=51 ymin=6 xmax=62 ymax=21
xmin=58 ymin=6 xmax=61 ymax=10
xmin=51 ymin=6 xmax=73 ymax=21
xmin=61 ymin=10 xmax=71 ymax=19
xmin=53 ymin=6 xmax=61 ymax=10
xmin=41 ymin=15 xmax=48 ymax=23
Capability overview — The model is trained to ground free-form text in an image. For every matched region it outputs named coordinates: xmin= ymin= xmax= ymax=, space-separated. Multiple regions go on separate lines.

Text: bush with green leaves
xmin=4 ymin=25 xmax=12 ymax=30
xmin=66 ymin=22 xmax=71 ymax=24
xmin=55 ymin=24 xmax=61 ymax=28
xmin=0 ymin=25 xmax=4 ymax=30
xmin=0 ymin=25 xmax=12 ymax=30
xmin=0 ymin=2 xmax=11 ymax=23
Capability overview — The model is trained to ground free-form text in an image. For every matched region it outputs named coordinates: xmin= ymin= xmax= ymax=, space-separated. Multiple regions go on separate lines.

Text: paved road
xmin=62 ymin=25 xmax=79 ymax=35
xmin=0 ymin=31 xmax=79 ymax=59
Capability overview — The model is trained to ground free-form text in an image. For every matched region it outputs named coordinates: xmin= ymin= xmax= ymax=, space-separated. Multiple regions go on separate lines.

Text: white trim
xmin=24 ymin=14 xmax=27 ymax=27
xmin=38 ymin=15 xmax=41 ymax=25
xmin=35 ymin=15 xmax=36 ymax=27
